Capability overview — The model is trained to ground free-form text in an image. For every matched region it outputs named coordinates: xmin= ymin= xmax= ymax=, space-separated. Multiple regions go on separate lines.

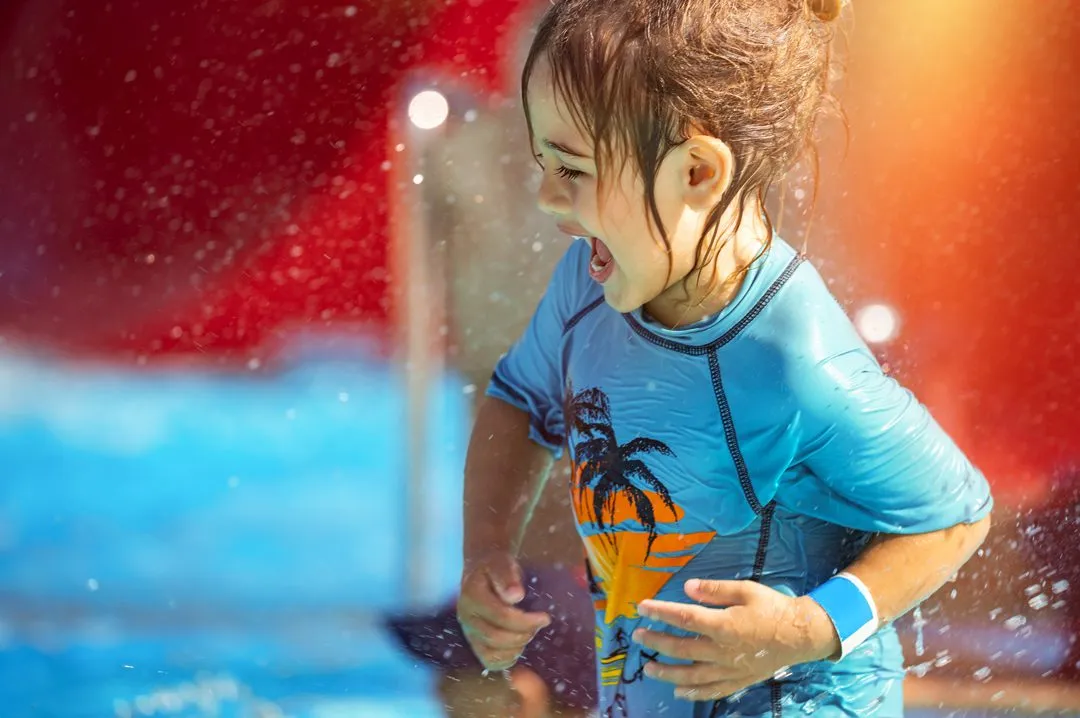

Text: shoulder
xmin=745 ymin=241 xmax=883 ymax=407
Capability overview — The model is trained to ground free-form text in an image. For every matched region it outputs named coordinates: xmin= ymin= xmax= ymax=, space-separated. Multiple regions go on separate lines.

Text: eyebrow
xmin=542 ymin=139 xmax=592 ymax=160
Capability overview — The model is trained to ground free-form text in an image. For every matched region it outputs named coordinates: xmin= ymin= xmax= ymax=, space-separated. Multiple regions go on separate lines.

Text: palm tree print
xmin=565 ymin=384 xmax=678 ymax=558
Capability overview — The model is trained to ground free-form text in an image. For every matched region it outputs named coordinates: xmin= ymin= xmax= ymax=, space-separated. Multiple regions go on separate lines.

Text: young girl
xmin=457 ymin=0 xmax=993 ymax=716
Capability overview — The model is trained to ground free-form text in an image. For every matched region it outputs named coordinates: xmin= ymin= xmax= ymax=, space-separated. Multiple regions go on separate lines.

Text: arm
xmin=635 ymin=516 xmax=991 ymax=699
xmin=456 ymin=242 xmax=586 ymax=670
xmin=794 ymin=514 xmax=993 ymax=660
xmin=456 ymin=396 xmax=561 ymax=671
xmin=464 ymin=242 xmax=590 ymax=559
xmin=463 ymin=395 xmax=556 ymax=563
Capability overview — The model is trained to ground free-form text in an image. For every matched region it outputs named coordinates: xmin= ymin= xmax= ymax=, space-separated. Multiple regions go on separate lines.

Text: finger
xmin=684 ymin=579 xmax=761 ymax=607
xmin=636 ymin=599 xmax=714 ymax=633
xmin=643 ymin=660 xmax=726 ymax=687
xmin=457 ymin=617 xmax=530 ymax=670
xmin=460 ymin=615 xmax=537 ymax=651
xmin=477 ymin=648 xmax=524 ymax=672
xmin=674 ymin=680 xmax=745 ymax=701
xmin=460 ymin=589 xmax=551 ymax=633
xmin=632 ymin=628 xmax=713 ymax=662
xmin=486 ymin=559 xmax=526 ymax=605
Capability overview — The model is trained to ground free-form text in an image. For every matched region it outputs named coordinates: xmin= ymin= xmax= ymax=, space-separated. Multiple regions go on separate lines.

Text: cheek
xmin=596 ymin=199 xmax=663 ymax=273
xmin=652 ymin=180 xmax=690 ymax=245
xmin=582 ymin=179 xmax=607 ymax=216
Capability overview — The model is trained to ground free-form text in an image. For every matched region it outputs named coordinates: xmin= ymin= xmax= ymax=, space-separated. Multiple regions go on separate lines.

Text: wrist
xmin=792 ymin=595 xmax=843 ymax=662
xmin=463 ymin=533 xmax=515 ymax=566
xmin=806 ymin=572 xmax=880 ymax=660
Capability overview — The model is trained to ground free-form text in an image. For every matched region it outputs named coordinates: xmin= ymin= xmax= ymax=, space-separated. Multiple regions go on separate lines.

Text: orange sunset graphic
xmin=566 ymin=385 xmax=717 ymax=626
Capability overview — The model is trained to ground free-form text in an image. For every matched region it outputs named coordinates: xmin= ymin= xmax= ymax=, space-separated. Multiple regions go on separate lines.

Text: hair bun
xmin=807 ymin=0 xmax=845 ymax=22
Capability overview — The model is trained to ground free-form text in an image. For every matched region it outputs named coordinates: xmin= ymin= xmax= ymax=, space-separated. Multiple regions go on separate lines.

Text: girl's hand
xmin=633 ymin=579 xmax=840 ymax=701
xmin=456 ymin=552 xmax=551 ymax=671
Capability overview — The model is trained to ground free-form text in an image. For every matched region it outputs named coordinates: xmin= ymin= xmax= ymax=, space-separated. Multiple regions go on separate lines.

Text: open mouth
xmin=588 ymin=236 xmax=615 ymax=283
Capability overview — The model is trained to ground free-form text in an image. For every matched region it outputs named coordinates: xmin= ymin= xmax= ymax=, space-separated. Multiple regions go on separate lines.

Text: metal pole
xmin=392 ymin=80 xmax=448 ymax=608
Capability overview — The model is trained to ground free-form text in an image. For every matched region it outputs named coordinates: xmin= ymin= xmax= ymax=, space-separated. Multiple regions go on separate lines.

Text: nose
xmin=536 ymin=169 xmax=572 ymax=217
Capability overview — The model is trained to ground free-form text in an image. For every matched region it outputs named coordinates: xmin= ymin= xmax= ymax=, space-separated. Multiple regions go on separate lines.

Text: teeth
xmin=591 ymin=257 xmax=608 ymax=272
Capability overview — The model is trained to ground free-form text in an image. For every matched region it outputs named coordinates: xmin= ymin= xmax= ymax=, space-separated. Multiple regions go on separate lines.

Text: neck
xmin=644 ymin=206 xmax=770 ymax=329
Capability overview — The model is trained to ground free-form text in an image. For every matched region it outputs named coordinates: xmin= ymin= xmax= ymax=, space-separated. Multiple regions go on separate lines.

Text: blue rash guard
xmin=486 ymin=236 xmax=992 ymax=717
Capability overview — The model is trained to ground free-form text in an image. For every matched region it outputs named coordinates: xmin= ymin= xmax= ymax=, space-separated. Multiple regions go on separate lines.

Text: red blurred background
xmin=1 ymin=0 xmax=1078 ymax=503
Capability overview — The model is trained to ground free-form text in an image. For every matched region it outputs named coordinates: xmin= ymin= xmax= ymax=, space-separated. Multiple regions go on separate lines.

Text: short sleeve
xmin=780 ymin=347 xmax=993 ymax=534
xmin=485 ymin=241 xmax=589 ymax=457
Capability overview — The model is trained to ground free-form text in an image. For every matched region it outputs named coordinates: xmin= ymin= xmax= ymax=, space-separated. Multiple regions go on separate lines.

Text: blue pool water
xmin=0 ymin=350 xmax=463 ymax=717
xmin=0 ymin=621 xmax=444 ymax=717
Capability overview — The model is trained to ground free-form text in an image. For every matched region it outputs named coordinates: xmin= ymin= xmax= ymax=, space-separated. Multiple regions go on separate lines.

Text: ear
xmin=679 ymin=135 xmax=734 ymax=211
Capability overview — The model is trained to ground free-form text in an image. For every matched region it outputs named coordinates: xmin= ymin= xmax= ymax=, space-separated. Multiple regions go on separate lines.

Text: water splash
xmin=911 ymin=605 xmax=927 ymax=657
xmin=112 ymin=673 xmax=285 ymax=718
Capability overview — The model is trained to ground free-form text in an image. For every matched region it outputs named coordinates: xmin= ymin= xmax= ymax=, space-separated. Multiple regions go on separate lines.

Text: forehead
xmin=525 ymin=57 xmax=592 ymax=150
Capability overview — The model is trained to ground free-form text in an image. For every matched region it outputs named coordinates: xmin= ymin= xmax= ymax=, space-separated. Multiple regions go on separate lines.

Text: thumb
xmin=685 ymin=578 xmax=760 ymax=606
xmin=487 ymin=555 xmax=526 ymax=605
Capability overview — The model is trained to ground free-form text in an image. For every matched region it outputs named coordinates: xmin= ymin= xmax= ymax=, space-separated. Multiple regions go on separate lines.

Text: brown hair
xmin=522 ymin=0 xmax=845 ymax=294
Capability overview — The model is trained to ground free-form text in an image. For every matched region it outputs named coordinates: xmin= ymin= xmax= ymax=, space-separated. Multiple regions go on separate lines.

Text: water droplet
xmin=1052 ymin=579 xmax=1070 ymax=594
xmin=413 ymin=174 xmax=424 ymax=185
xmin=227 ymin=476 xmax=240 ymax=489
xmin=124 ymin=69 xmax=137 ymax=82
xmin=908 ymin=662 xmax=931 ymax=678
xmin=973 ymin=666 xmax=991 ymax=681
xmin=338 ymin=392 xmax=349 ymax=403
xmin=344 ymin=5 xmax=357 ymax=16
xmin=247 ymin=358 xmax=261 ymax=371
xmin=1028 ymin=594 xmax=1049 ymax=610
xmin=87 ymin=578 xmax=99 ymax=591
xmin=1003 ymin=615 xmax=1027 ymax=631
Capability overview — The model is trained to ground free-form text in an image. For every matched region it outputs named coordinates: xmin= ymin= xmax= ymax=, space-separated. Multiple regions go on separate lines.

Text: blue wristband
xmin=807 ymin=572 xmax=879 ymax=660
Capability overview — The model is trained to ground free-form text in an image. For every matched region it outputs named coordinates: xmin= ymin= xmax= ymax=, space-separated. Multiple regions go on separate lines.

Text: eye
xmin=555 ymin=165 xmax=585 ymax=181
xmin=534 ymin=153 xmax=586 ymax=181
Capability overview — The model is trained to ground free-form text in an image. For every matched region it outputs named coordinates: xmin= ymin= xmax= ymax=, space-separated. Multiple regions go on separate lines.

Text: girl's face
xmin=526 ymin=58 xmax=750 ymax=324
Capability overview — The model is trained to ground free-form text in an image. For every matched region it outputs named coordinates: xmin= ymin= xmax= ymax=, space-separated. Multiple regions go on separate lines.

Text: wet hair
xmin=522 ymin=0 xmax=845 ymax=295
